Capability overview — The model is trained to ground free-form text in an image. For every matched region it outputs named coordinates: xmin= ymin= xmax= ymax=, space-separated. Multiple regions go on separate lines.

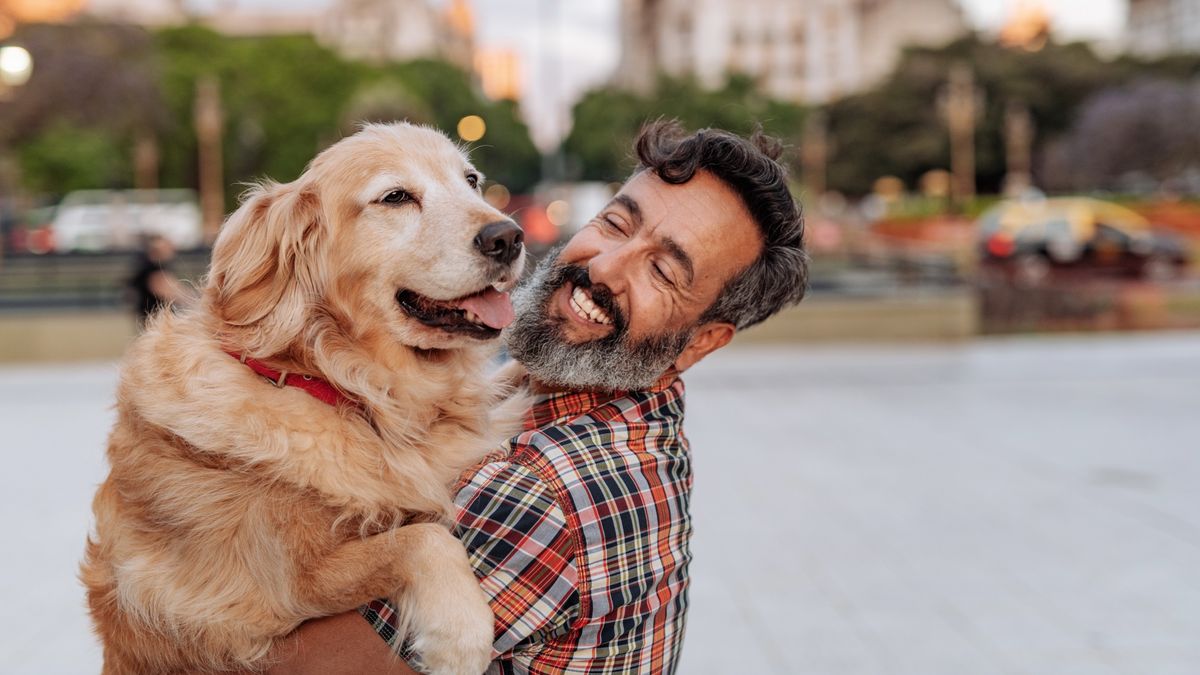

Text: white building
xmin=1127 ymin=0 xmax=1200 ymax=56
xmin=317 ymin=0 xmax=474 ymax=69
xmin=85 ymin=0 xmax=317 ymax=35
xmin=615 ymin=0 xmax=967 ymax=103
xmin=83 ymin=0 xmax=186 ymax=26
xmin=83 ymin=0 xmax=474 ymax=67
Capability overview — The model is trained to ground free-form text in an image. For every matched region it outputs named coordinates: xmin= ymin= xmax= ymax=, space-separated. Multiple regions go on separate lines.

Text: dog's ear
xmin=207 ymin=182 xmax=325 ymax=343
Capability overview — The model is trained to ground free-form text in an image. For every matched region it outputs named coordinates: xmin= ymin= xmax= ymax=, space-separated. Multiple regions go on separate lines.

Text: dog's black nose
xmin=474 ymin=220 xmax=524 ymax=265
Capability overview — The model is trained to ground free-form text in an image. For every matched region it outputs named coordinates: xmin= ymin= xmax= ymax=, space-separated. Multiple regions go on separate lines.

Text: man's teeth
xmin=570 ymin=286 xmax=612 ymax=325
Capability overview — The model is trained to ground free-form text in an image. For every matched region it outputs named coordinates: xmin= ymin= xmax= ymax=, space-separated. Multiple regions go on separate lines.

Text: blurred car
xmin=51 ymin=189 xmax=203 ymax=252
xmin=977 ymin=197 xmax=1190 ymax=285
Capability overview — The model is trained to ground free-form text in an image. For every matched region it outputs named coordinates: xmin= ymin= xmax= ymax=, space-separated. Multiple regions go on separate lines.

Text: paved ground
xmin=2 ymin=332 xmax=1198 ymax=674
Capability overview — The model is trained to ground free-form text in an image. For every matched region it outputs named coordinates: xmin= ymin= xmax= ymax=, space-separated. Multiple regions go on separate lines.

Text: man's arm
xmin=258 ymin=459 xmax=579 ymax=673
xmin=259 ymin=612 xmax=416 ymax=675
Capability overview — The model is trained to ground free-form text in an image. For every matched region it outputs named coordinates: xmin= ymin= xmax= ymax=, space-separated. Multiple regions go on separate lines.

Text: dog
xmin=81 ymin=123 xmax=528 ymax=674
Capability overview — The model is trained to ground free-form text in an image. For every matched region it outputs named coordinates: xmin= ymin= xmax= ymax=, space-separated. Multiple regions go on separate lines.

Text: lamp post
xmin=937 ymin=62 xmax=983 ymax=210
xmin=0 ymin=44 xmax=31 ymax=263
xmin=0 ymin=44 xmax=32 ymax=97
xmin=1003 ymin=100 xmax=1034 ymax=197
xmin=194 ymin=75 xmax=225 ymax=245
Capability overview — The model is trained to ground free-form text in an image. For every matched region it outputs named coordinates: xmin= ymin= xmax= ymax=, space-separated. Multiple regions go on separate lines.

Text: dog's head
xmin=205 ymin=123 xmax=525 ymax=354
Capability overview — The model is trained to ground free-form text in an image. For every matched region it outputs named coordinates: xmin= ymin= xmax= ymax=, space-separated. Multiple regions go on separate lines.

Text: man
xmin=128 ymin=234 xmax=193 ymax=328
xmin=267 ymin=121 xmax=808 ymax=674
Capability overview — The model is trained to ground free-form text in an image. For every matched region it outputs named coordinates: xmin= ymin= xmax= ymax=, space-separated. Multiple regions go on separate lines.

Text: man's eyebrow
xmin=613 ymin=194 xmax=643 ymax=230
xmin=660 ymin=236 xmax=695 ymax=286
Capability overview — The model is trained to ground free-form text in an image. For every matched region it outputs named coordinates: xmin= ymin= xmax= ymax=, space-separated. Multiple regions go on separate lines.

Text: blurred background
xmin=1 ymin=0 xmax=1198 ymax=673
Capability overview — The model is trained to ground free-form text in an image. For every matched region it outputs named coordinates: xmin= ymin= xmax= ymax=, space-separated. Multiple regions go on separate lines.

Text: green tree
xmin=562 ymin=75 xmax=808 ymax=183
xmin=153 ymin=29 xmax=542 ymax=202
xmin=154 ymin=26 xmax=366 ymax=202
xmin=5 ymin=22 xmax=543 ymax=203
xmin=824 ymin=35 xmax=1200 ymax=196
xmin=18 ymin=122 xmax=130 ymax=194
xmin=1 ymin=21 xmax=163 ymax=198
xmin=374 ymin=60 xmax=541 ymax=191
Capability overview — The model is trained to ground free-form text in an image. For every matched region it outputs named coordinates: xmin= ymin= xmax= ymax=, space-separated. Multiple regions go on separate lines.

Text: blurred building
xmin=83 ymin=0 xmax=474 ymax=65
xmin=1127 ymin=0 xmax=1200 ymax=56
xmin=84 ymin=0 xmax=184 ymax=26
xmin=997 ymin=0 xmax=1051 ymax=51
xmin=615 ymin=0 xmax=967 ymax=103
xmin=1 ymin=0 xmax=87 ymax=37
xmin=318 ymin=0 xmax=475 ymax=69
xmin=85 ymin=0 xmax=316 ymax=35
xmin=475 ymin=46 xmax=522 ymax=101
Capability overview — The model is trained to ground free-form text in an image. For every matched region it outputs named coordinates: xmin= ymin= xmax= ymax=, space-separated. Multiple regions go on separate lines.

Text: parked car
xmin=977 ymin=197 xmax=1190 ymax=285
xmin=51 ymin=189 xmax=203 ymax=252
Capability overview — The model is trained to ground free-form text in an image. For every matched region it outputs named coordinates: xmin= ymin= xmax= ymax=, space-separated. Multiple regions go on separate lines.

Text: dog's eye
xmin=466 ymin=174 xmax=480 ymax=190
xmin=380 ymin=190 xmax=414 ymax=206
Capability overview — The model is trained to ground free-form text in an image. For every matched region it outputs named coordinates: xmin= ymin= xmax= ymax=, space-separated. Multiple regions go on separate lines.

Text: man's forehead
xmin=619 ymin=170 xmax=747 ymax=221
xmin=616 ymin=171 xmax=758 ymax=247
xmin=613 ymin=169 xmax=761 ymax=286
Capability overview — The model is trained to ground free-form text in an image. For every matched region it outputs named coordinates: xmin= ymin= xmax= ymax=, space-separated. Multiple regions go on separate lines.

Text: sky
xmin=170 ymin=0 xmax=1129 ymax=148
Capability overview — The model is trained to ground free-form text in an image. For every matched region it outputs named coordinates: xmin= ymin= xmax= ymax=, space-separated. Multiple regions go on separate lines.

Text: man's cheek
xmin=622 ymin=294 xmax=658 ymax=341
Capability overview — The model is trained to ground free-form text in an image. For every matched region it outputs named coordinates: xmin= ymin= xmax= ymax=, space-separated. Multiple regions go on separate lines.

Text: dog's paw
xmin=409 ymin=593 xmax=493 ymax=675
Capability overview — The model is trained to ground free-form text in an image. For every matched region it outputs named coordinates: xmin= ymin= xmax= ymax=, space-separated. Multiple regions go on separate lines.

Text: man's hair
xmin=634 ymin=119 xmax=808 ymax=330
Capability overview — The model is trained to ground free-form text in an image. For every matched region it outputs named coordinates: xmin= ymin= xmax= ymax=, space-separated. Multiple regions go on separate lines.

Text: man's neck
xmin=527 ymin=377 xmax=582 ymax=396
xmin=527 ymin=367 xmax=681 ymax=397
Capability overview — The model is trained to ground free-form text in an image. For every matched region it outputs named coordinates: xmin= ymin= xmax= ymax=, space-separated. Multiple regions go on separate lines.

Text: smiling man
xmin=265 ymin=121 xmax=808 ymax=674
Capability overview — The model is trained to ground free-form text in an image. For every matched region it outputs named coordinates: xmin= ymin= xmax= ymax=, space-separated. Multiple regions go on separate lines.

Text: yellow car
xmin=977 ymin=197 xmax=1188 ymax=284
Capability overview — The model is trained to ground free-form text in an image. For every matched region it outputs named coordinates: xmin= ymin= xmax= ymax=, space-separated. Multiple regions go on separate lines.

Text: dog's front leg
xmin=297 ymin=523 xmax=493 ymax=675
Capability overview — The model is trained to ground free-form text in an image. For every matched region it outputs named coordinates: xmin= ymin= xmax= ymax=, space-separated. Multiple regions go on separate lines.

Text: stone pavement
xmin=679 ymin=333 xmax=1200 ymax=675
xmin=1 ymin=332 xmax=1197 ymax=674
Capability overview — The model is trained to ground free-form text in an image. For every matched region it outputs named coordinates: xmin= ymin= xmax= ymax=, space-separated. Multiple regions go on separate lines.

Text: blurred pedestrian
xmin=128 ymin=234 xmax=193 ymax=328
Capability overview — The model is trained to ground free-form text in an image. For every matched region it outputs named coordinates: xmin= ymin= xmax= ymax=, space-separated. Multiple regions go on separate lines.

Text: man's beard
xmin=503 ymin=247 xmax=695 ymax=391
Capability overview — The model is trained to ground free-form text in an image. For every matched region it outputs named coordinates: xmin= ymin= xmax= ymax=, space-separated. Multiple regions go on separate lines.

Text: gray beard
xmin=503 ymin=249 xmax=695 ymax=391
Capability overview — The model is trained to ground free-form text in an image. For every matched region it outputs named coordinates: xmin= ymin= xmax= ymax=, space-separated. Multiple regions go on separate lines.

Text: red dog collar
xmin=226 ymin=351 xmax=356 ymax=409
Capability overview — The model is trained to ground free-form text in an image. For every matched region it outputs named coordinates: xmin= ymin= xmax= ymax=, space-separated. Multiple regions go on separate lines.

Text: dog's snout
xmin=474 ymin=220 xmax=523 ymax=266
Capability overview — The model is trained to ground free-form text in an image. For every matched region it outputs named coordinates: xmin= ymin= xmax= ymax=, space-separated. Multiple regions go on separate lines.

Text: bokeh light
xmin=0 ymin=45 xmax=32 ymax=87
xmin=484 ymin=183 xmax=510 ymax=210
xmin=456 ymin=114 xmax=486 ymax=142
xmin=545 ymin=199 xmax=570 ymax=227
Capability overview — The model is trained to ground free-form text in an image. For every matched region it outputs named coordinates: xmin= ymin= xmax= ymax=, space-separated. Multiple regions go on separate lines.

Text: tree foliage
xmin=561 ymin=34 xmax=1200 ymax=197
xmin=17 ymin=122 xmax=130 ymax=194
xmin=4 ymin=22 xmax=541 ymax=203
xmin=562 ymin=75 xmax=808 ymax=183
xmin=0 ymin=21 xmax=161 ymax=196
xmin=1042 ymin=78 xmax=1200 ymax=193
xmin=824 ymin=36 xmax=1200 ymax=196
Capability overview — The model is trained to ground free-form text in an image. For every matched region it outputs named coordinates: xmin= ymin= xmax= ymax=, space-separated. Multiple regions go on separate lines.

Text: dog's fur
xmin=81 ymin=123 xmax=528 ymax=674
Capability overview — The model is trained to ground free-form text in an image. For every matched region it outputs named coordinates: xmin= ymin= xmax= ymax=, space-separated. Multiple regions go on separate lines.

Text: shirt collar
xmin=524 ymin=370 xmax=682 ymax=430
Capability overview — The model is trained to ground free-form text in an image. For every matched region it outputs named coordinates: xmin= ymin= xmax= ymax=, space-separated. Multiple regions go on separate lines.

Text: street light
xmin=0 ymin=45 xmax=32 ymax=88
xmin=0 ymin=44 xmax=33 ymax=261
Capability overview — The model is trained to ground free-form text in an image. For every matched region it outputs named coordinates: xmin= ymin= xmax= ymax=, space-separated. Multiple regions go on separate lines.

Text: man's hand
xmin=252 ymin=611 xmax=418 ymax=675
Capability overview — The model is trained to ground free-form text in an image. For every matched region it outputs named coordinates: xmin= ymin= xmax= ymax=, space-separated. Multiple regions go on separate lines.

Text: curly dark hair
xmin=634 ymin=119 xmax=808 ymax=330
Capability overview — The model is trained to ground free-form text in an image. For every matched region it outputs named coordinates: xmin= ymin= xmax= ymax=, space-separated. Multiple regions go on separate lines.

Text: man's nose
xmin=474 ymin=220 xmax=524 ymax=266
xmin=584 ymin=243 xmax=631 ymax=295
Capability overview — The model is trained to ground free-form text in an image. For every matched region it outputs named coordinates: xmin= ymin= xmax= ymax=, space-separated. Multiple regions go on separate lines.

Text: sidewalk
xmin=2 ymin=332 xmax=1198 ymax=673
xmin=680 ymin=333 xmax=1200 ymax=675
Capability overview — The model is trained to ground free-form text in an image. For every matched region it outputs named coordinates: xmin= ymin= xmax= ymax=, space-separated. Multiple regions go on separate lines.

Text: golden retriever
xmin=81 ymin=123 xmax=528 ymax=674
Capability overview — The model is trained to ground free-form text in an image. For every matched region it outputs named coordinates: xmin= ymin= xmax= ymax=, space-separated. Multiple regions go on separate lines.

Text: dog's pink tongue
xmin=458 ymin=287 xmax=515 ymax=329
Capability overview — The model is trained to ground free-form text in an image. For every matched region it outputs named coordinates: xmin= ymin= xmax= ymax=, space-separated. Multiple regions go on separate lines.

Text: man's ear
xmin=673 ymin=321 xmax=736 ymax=373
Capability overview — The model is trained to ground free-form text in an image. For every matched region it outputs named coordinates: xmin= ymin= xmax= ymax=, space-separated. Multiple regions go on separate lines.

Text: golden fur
xmin=81 ymin=123 xmax=528 ymax=674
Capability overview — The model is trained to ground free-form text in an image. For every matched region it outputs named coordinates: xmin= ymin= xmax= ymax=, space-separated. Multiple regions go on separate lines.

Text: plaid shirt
xmin=362 ymin=375 xmax=693 ymax=674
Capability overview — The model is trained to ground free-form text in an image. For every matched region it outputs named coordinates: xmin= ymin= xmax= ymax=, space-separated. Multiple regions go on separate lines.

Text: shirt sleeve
xmin=361 ymin=460 xmax=579 ymax=659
